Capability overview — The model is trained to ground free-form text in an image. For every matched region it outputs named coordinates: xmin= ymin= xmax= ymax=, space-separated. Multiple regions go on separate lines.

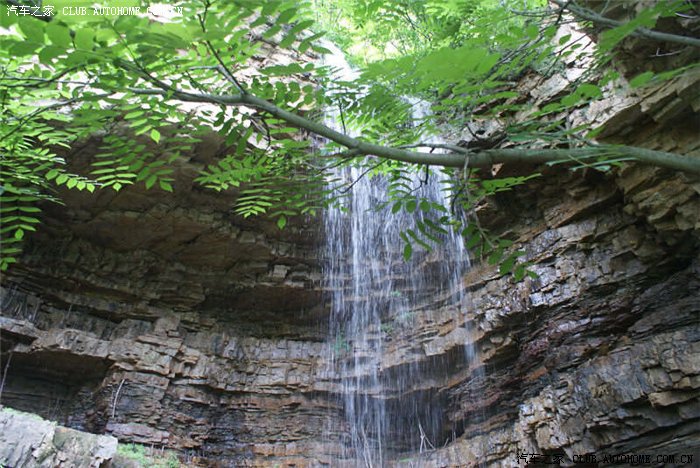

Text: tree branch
xmin=399 ymin=143 xmax=470 ymax=154
xmin=553 ymin=0 xmax=700 ymax=48
xmin=120 ymin=79 xmax=700 ymax=175
xmin=0 ymin=93 xmax=111 ymax=141
xmin=196 ymin=1 xmax=247 ymax=94
xmin=0 ymin=67 xmax=83 ymax=88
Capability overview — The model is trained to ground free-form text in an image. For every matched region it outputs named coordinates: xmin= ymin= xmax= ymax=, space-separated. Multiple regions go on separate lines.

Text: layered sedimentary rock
xmin=1 ymin=5 xmax=700 ymax=467
xmin=0 ymin=134 xmax=336 ymax=466
xmin=386 ymin=65 xmax=700 ymax=468
xmin=388 ymin=161 xmax=700 ymax=465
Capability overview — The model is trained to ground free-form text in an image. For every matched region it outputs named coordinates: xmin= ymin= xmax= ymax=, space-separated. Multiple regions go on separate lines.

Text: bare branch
xmin=196 ymin=3 xmax=247 ymax=94
xmin=339 ymin=160 xmax=385 ymax=194
xmin=0 ymin=67 xmax=84 ymax=88
xmin=399 ymin=143 xmax=470 ymax=154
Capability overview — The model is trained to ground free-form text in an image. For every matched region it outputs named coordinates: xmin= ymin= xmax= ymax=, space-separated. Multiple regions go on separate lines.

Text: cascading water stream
xmin=321 ymin=45 xmax=478 ymax=466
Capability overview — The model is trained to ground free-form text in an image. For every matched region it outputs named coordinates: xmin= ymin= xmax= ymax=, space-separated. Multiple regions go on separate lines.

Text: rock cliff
xmin=0 ymin=133 xmax=334 ymax=466
xmin=1 ymin=5 xmax=699 ymax=467
xmin=0 ymin=407 xmax=117 ymax=468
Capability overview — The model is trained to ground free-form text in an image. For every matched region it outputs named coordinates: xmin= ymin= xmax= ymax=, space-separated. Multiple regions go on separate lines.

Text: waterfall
xmin=321 ymin=45 xmax=474 ymax=466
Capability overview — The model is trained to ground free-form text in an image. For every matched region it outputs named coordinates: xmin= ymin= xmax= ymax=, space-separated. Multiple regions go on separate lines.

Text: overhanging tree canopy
xmin=1 ymin=0 xmax=699 ymax=274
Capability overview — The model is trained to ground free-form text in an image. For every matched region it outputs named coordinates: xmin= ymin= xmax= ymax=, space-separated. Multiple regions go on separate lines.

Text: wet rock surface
xmin=393 ymin=174 xmax=700 ymax=466
xmin=382 ymin=74 xmax=700 ymax=467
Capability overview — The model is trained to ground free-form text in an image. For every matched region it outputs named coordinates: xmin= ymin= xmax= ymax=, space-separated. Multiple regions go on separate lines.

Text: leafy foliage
xmin=311 ymin=0 xmax=547 ymax=64
xmin=0 ymin=0 xmax=697 ymax=277
xmin=117 ymin=443 xmax=180 ymax=468
xmin=0 ymin=0 xmax=330 ymax=266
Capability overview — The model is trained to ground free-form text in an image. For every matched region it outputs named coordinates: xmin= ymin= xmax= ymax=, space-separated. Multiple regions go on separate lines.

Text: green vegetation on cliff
xmin=116 ymin=443 xmax=180 ymax=468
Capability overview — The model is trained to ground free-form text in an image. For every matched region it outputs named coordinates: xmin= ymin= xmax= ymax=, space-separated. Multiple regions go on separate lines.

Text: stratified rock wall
xmin=1 ymin=6 xmax=699 ymax=467
xmin=390 ymin=164 xmax=699 ymax=466
xmin=386 ymin=72 xmax=700 ymax=468
xmin=0 ymin=127 xmax=343 ymax=466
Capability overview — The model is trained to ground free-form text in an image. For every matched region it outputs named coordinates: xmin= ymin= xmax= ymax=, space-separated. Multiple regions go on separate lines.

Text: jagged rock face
xmin=584 ymin=0 xmax=700 ymax=78
xmin=384 ymin=76 xmax=700 ymax=464
xmin=394 ymin=167 xmax=699 ymax=466
xmin=2 ymin=17 xmax=700 ymax=468
xmin=0 ymin=408 xmax=117 ymax=468
xmin=0 ymin=141 xmax=340 ymax=467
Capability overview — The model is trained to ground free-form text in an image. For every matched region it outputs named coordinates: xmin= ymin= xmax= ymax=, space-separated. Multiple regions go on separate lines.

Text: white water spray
xmin=321 ymin=45 xmax=475 ymax=466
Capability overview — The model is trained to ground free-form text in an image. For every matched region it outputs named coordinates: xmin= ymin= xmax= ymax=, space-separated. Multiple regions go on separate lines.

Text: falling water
xmin=319 ymin=44 xmax=477 ymax=466
xmin=324 ymin=164 xmax=471 ymax=464
xmin=321 ymin=50 xmax=474 ymax=466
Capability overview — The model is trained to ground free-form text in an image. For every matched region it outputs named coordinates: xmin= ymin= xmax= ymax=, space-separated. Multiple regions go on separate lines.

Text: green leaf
xmin=19 ymin=18 xmax=45 ymax=41
xmin=403 ymin=242 xmax=413 ymax=261
xmin=277 ymin=215 xmax=287 ymax=229
xmin=74 ymin=29 xmax=94 ymax=50
xmin=261 ymin=63 xmax=305 ymax=76
xmin=578 ymin=83 xmax=602 ymax=99
xmin=39 ymin=45 xmax=65 ymax=62
xmin=10 ymin=40 xmax=41 ymax=56
xmin=513 ymin=264 xmax=526 ymax=281
xmin=499 ymin=255 xmax=516 ymax=275
xmin=125 ymin=110 xmax=144 ymax=119
xmin=561 ymin=94 xmax=579 ymax=107
xmin=277 ymin=8 xmax=297 ymax=24
xmin=263 ymin=24 xmax=282 ymax=39
xmin=46 ymin=22 xmax=71 ymax=47
xmin=150 ymin=129 xmax=161 ymax=143
xmin=0 ymin=8 xmax=18 ymax=28
xmin=465 ymin=233 xmax=482 ymax=249
xmin=64 ymin=50 xmax=93 ymax=66
xmin=630 ymin=71 xmax=654 ymax=88
xmin=487 ymin=248 xmax=504 ymax=266
xmin=525 ymin=24 xmax=539 ymax=39
xmin=406 ymin=229 xmax=431 ymax=250
xmin=145 ymin=175 xmax=157 ymax=189
xmin=423 ymin=218 xmax=448 ymax=235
